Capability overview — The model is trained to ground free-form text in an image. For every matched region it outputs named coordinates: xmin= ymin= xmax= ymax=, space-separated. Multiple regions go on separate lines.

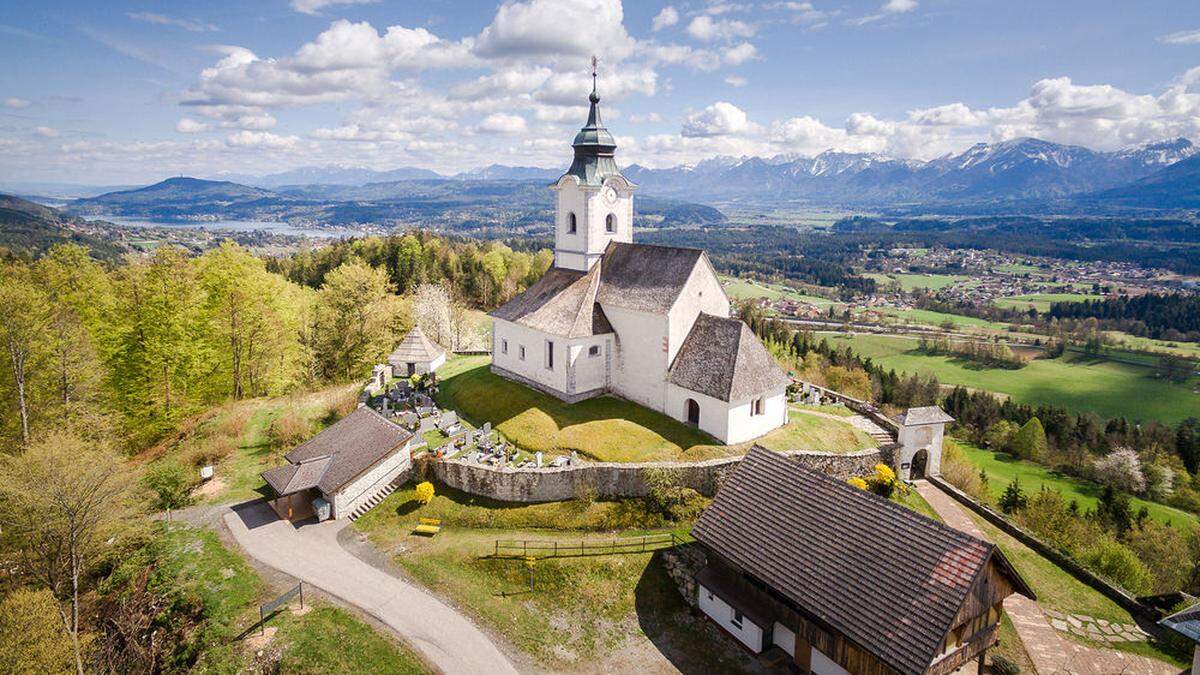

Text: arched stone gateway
xmin=895 ymin=406 xmax=954 ymax=481
xmin=686 ymin=398 xmax=700 ymax=426
xmin=910 ymin=448 xmax=929 ymax=479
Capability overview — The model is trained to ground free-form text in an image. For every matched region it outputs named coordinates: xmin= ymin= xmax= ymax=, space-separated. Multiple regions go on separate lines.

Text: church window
xmin=501 ymin=339 xmax=508 ymax=355
xmin=546 ymin=340 xmax=555 ymax=370
xmin=588 ymin=345 xmax=600 ymax=357
xmin=605 ymin=213 xmax=616 ymax=232
xmin=519 ymin=345 xmax=526 ymax=361
xmin=567 ymin=212 xmax=577 ymax=234
xmin=752 ymin=398 xmax=765 ymax=416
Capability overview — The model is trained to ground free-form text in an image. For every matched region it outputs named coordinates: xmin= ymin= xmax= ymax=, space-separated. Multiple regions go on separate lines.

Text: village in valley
xmin=4 ymin=3 xmax=1200 ymax=675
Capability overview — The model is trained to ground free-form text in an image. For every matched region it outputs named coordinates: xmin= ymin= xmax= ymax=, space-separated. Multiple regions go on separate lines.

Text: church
xmin=490 ymin=72 xmax=790 ymax=445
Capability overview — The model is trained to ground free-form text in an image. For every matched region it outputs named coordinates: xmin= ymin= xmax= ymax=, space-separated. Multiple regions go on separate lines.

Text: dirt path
xmin=914 ymin=481 xmax=1179 ymax=675
xmin=224 ymin=501 xmax=519 ymax=675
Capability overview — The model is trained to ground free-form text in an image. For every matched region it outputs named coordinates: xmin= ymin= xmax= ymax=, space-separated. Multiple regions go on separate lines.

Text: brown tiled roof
xmin=692 ymin=447 xmax=1030 ymax=675
xmin=490 ymin=265 xmax=612 ymax=337
xmin=388 ymin=325 xmax=446 ymax=366
xmin=261 ymin=407 xmax=412 ymax=497
xmin=596 ymin=241 xmax=707 ymax=313
xmin=668 ymin=313 xmax=791 ymax=402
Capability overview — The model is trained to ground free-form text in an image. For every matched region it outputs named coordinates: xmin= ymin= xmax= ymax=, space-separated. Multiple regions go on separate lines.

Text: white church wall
xmin=665 ymin=384 xmax=731 ymax=442
xmin=567 ymin=336 xmax=610 ymax=393
xmin=491 ymin=319 xmax=569 ymax=394
xmin=553 ymin=182 xmax=590 ymax=270
xmin=604 ymin=305 xmax=669 ymax=411
xmin=724 ymin=389 xmax=789 ymax=445
xmin=666 ymin=259 xmax=731 ymax=365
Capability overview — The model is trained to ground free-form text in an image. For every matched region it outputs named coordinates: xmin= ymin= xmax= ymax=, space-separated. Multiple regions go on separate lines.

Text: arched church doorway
xmin=685 ymin=399 xmax=700 ymax=426
xmin=910 ymin=449 xmax=929 ymax=479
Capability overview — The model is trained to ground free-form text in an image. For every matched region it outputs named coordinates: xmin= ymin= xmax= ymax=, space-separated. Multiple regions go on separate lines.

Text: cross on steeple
xmin=590 ymin=55 xmax=599 ymax=102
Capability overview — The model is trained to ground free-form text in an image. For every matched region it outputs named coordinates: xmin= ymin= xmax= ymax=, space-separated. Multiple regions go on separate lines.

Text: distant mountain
xmin=624 ymin=137 xmax=1197 ymax=206
xmin=72 ymin=177 xmax=285 ymax=219
xmin=1090 ymin=153 xmax=1200 ymax=208
xmin=214 ymin=165 xmax=444 ymax=188
xmin=0 ymin=194 xmax=124 ymax=259
xmin=452 ymin=165 xmax=563 ymax=181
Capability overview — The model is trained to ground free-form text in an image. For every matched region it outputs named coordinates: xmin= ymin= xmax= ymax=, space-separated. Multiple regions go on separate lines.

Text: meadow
xmin=993 ymin=293 xmax=1103 ymax=312
xmin=821 ymin=333 xmax=1198 ymax=423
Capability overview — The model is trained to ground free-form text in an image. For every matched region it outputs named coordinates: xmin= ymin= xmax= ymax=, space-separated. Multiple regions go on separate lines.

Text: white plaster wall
xmin=429 ymin=351 xmax=446 ymax=373
xmin=603 ymin=305 xmax=669 ymax=411
xmin=811 ymin=647 xmax=852 ymax=675
xmin=491 ymin=318 xmax=569 ymax=394
xmin=331 ymin=442 xmax=411 ymax=518
xmin=724 ymin=389 xmax=789 ymax=445
xmin=698 ymin=583 xmax=764 ymax=653
xmin=665 ymin=384 xmax=730 ymax=442
xmin=772 ymin=622 xmax=795 ymax=657
xmin=666 ymin=258 xmax=731 ymax=365
xmin=553 ymin=178 xmax=633 ymax=272
xmin=567 ymin=336 xmax=610 ymax=393
xmin=898 ymin=422 xmax=945 ymax=479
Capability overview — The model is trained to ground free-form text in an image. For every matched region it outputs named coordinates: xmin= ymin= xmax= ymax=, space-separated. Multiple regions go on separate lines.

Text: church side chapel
xmin=490 ymin=65 xmax=790 ymax=445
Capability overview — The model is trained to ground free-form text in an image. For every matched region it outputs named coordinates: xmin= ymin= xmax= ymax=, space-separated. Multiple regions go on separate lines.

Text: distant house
xmin=691 ymin=447 xmax=1034 ymax=674
xmin=388 ymin=325 xmax=447 ymax=377
xmin=1160 ymin=602 xmax=1200 ymax=674
xmin=261 ymin=407 xmax=413 ymax=522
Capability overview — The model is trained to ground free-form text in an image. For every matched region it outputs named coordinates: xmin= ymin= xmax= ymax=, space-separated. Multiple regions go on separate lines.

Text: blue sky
xmin=2 ymin=0 xmax=1199 ymax=184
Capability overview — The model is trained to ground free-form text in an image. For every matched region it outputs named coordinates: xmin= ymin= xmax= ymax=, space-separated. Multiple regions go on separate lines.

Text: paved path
xmin=224 ymin=502 xmax=519 ymax=675
xmin=914 ymin=481 xmax=1179 ymax=675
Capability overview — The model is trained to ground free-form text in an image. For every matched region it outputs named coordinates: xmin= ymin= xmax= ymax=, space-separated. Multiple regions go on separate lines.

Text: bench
xmin=413 ymin=517 xmax=442 ymax=536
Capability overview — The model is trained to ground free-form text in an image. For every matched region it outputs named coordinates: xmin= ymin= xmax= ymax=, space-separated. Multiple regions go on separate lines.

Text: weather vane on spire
xmin=591 ymin=55 xmax=598 ymax=92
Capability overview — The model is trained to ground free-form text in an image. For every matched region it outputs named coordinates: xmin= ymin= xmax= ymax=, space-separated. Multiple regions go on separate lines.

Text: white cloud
xmin=175 ymin=118 xmax=211 ymax=133
xmin=477 ymin=113 xmax=528 ymax=134
xmin=474 ymin=0 xmax=636 ymax=62
xmin=290 ymin=0 xmax=377 ymax=16
xmin=723 ymin=42 xmax=757 ymax=65
xmin=703 ymin=2 xmax=751 ymax=15
xmin=126 ymin=12 xmax=218 ymax=32
xmin=4 ymin=97 xmax=31 ymax=109
xmin=1158 ymin=29 xmax=1200 ymax=45
xmin=225 ymin=130 xmax=300 ymax=148
xmin=686 ymin=16 xmax=755 ymax=42
xmin=628 ymin=112 xmax=663 ymax=123
xmin=682 ymin=101 xmax=753 ymax=136
xmin=882 ymin=0 xmax=917 ymax=13
xmin=767 ymin=2 xmax=834 ymax=26
xmin=906 ymin=102 xmax=985 ymax=126
xmin=725 ymin=75 xmax=746 ymax=87
xmin=652 ymin=6 xmax=679 ymax=31
xmin=34 ymin=126 xmax=59 ymax=138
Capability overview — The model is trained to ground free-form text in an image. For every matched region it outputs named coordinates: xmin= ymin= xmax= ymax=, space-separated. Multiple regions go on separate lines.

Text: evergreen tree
xmin=1011 ymin=417 xmax=1048 ymax=461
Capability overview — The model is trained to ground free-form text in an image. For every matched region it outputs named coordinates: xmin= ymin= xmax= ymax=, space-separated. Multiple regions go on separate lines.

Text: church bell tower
xmin=552 ymin=58 xmax=636 ymax=272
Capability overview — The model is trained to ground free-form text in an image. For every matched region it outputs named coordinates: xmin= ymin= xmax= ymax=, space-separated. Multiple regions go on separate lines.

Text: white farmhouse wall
xmin=724 ymin=389 xmax=789 ymax=445
xmin=330 ymin=442 xmax=411 ymax=518
xmin=811 ymin=647 xmax=852 ymax=675
xmin=697 ymin=583 xmax=764 ymax=653
xmin=491 ymin=318 xmax=570 ymax=394
xmin=603 ymin=305 xmax=669 ymax=411
xmin=666 ymin=259 xmax=730 ymax=365
xmin=772 ymin=622 xmax=796 ymax=657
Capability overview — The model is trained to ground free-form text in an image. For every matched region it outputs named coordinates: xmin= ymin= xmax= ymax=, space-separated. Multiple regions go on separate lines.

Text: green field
xmin=720 ymin=277 xmax=838 ymax=306
xmin=435 ymin=356 xmax=875 ymax=461
xmin=955 ymin=440 xmax=1197 ymax=528
xmin=993 ymin=293 xmax=1103 ymax=313
xmin=995 ymin=262 xmax=1043 ymax=275
xmin=864 ymin=272 xmax=969 ymax=291
xmin=821 ymin=333 xmax=1197 ymax=423
xmin=876 ymin=307 xmax=1008 ymax=331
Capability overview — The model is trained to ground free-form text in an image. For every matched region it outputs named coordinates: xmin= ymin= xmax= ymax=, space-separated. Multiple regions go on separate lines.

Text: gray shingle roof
xmin=596 ymin=241 xmax=708 ymax=313
xmin=1161 ymin=603 xmax=1200 ymax=643
xmin=490 ymin=265 xmax=613 ymax=337
xmin=692 ymin=447 xmax=1034 ymax=675
xmin=262 ymin=407 xmax=412 ymax=497
xmin=388 ymin=325 xmax=446 ymax=366
xmin=896 ymin=406 xmax=955 ymax=426
xmin=667 ymin=313 xmax=791 ymax=402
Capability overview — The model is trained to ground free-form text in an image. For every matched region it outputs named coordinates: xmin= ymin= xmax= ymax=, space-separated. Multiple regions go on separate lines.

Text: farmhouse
xmin=691 ymin=447 xmax=1034 ymax=674
xmin=261 ymin=406 xmax=413 ymax=522
xmin=388 ymin=324 xmax=447 ymax=377
xmin=489 ymin=69 xmax=790 ymax=444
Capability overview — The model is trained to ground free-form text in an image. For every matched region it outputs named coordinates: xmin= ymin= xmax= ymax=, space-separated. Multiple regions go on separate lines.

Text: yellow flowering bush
xmin=415 ymin=481 xmax=436 ymax=505
xmin=847 ymin=477 xmax=868 ymax=490
xmin=873 ymin=463 xmax=896 ymax=483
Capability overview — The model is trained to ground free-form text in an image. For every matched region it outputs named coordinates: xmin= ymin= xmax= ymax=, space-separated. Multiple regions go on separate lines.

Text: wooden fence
xmin=491 ymin=533 xmax=683 ymax=559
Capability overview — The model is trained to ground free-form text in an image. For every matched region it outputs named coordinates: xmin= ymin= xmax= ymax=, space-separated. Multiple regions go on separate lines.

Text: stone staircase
xmin=347 ymin=476 xmax=404 ymax=521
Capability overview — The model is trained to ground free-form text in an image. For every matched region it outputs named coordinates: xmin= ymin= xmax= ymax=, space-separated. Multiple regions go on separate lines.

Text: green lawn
xmin=993 ymin=293 xmax=1103 ymax=313
xmin=955 ymin=440 xmax=1197 ymax=528
xmin=436 ymin=356 xmax=876 ymax=461
xmin=273 ymin=607 xmax=428 ymax=674
xmin=355 ymin=487 xmax=757 ymax=673
xmin=864 ymin=272 xmax=969 ymax=291
xmin=821 ymin=333 xmax=1197 ymax=423
xmin=721 ymin=276 xmax=839 ymax=306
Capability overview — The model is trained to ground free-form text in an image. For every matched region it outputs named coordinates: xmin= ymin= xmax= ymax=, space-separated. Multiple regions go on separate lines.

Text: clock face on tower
xmin=602 ymin=186 xmax=618 ymax=205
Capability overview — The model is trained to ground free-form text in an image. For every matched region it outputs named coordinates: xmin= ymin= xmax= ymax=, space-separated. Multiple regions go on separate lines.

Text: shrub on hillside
xmin=1079 ymin=537 xmax=1153 ymax=595
xmin=1123 ymin=521 xmax=1196 ymax=594
xmin=269 ymin=410 xmax=311 ymax=450
xmin=940 ymin=441 xmax=989 ymax=502
xmin=998 ymin=478 xmax=1028 ymax=514
xmin=1014 ymin=488 xmax=1101 ymax=555
xmin=415 ymin=481 xmax=435 ymax=505
xmin=186 ymin=435 xmax=236 ymax=468
xmin=1092 ymin=448 xmax=1147 ymax=494
xmin=0 ymin=588 xmax=78 ymax=673
xmin=1143 ymin=463 xmax=1175 ymax=500
xmin=982 ymin=420 xmax=1019 ymax=453
xmin=866 ymin=463 xmax=904 ymax=499
xmin=143 ymin=462 xmax=194 ymax=517
xmin=1010 ymin=418 xmax=1047 ymax=461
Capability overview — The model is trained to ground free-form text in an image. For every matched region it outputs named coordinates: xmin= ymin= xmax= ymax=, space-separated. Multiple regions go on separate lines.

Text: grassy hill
xmin=0 ymin=194 xmax=124 ymax=260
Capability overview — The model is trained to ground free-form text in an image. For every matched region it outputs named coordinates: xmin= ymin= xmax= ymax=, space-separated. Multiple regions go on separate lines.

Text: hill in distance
xmin=0 ymin=194 xmax=124 ymax=260
xmin=1091 ymin=153 xmax=1200 ymax=208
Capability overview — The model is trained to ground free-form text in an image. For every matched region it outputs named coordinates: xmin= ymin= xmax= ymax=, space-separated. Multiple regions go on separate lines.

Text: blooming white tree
xmin=1093 ymin=447 xmax=1147 ymax=494
xmin=411 ymin=282 xmax=455 ymax=349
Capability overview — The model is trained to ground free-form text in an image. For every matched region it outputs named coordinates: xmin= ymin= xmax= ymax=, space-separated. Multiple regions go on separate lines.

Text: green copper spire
xmin=567 ymin=56 xmax=620 ymax=186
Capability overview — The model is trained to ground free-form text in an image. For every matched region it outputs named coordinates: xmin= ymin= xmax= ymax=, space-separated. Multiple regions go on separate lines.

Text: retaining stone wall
xmin=427 ymin=446 xmax=884 ymax=503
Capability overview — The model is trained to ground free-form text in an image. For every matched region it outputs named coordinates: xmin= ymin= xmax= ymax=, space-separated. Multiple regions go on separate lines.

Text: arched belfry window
xmin=605 ymin=213 xmax=616 ymax=233
xmin=567 ymin=212 xmax=577 ymax=234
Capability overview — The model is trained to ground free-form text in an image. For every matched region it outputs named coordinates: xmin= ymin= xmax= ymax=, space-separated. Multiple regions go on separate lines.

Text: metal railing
xmin=491 ymin=533 xmax=684 ymax=559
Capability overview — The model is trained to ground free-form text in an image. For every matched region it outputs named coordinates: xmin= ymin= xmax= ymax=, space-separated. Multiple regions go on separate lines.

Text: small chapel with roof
xmin=489 ymin=68 xmax=790 ymax=444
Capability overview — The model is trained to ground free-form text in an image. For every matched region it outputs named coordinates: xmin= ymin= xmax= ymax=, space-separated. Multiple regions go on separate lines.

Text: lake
xmin=98 ymin=216 xmax=373 ymax=238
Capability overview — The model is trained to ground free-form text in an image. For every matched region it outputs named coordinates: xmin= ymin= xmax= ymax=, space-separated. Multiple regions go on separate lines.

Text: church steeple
xmin=567 ymin=56 xmax=621 ymax=186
